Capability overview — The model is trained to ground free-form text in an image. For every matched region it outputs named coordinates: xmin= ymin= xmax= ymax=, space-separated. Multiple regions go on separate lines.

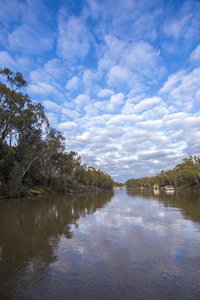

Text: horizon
xmin=1 ymin=0 xmax=200 ymax=182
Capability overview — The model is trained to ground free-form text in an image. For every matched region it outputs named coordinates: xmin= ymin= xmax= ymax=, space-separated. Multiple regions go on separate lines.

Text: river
xmin=0 ymin=188 xmax=200 ymax=299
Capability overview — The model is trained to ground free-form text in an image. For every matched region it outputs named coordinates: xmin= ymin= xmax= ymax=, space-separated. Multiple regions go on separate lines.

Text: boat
xmin=153 ymin=184 xmax=159 ymax=190
xmin=164 ymin=185 xmax=174 ymax=190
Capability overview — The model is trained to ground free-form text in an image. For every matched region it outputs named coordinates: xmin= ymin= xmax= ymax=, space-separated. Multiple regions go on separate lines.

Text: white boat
xmin=164 ymin=185 xmax=174 ymax=190
xmin=153 ymin=184 xmax=159 ymax=190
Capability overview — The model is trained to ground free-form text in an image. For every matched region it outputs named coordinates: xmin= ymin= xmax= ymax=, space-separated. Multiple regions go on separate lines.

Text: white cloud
xmin=66 ymin=76 xmax=80 ymax=91
xmin=76 ymin=131 xmax=91 ymax=142
xmin=8 ymin=25 xmax=54 ymax=54
xmin=0 ymin=51 xmax=17 ymax=70
xmin=159 ymin=68 xmax=200 ymax=113
xmin=106 ymin=93 xmax=125 ymax=112
xmin=44 ymin=59 xmax=65 ymax=79
xmin=107 ymin=113 xmax=142 ymax=126
xmin=61 ymin=107 xmax=80 ymax=119
xmin=169 ymin=68 xmax=200 ymax=110
xmin=58 ymin=121 xmax=78 ymax=132
xmin=28 ymin=66 xmax=66 ymax=101
xmin=189 ymin=44 xmax=200 ymax=62
xmin=74 ymin=94 xmax=90 ymax=108
xmin=6 ymin=1 xmax=55 ymax=55
xmin=57 ymin=13 xmax=91 ymax=62
xmin=137 ymin=119 xmax=162 ymax=130
xmin=164 ymin=15 xmax=189 ymax=40
xmin=84 ymin=103 xmax=99 ymax=117
xmin=46 ymin=112 xmax=58 ymax=127
xmin=43 ymin=100 xmax=61 ymax=112
xmin=123 ymin=41 xmax=163 ymax=78
xmin=162 ymin=1 xmax=200 ymax=43
xmin=107 ymin=65 xmax=135 ymax=88
xmin=163 ymin=113 xmax=200 ymax=131
xmin=98 ymin=36 xmax=164 ymax=92
xmin=134 ymin=97 xmax=162 ymax=114
xmin=104 ymin=35 xmax=126 ymax=65
xmin=98 ymin=88 xmax=113 ymax=98
xmin=159 ymin=70 xmax=186 ymax=95
xmin=29 ymin=82 xmax=59 ymax=97
xmin=82 ymin=69 xmax=99 ymax=92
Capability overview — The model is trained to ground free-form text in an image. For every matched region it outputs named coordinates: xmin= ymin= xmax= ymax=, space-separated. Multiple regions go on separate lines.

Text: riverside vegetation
xmin=0 ymin=68 xmax=114 ymax=198
xmin=125 ymin=155 xmax=200 ymax=191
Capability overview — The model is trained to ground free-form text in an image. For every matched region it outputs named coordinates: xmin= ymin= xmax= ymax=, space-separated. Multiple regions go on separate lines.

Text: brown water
xmin=0 ymin=189 xmax=200 ymax=300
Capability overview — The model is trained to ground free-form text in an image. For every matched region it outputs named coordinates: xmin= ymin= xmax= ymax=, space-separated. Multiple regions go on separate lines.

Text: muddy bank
xmin=0 ymin=184 xmax=101 ymax=200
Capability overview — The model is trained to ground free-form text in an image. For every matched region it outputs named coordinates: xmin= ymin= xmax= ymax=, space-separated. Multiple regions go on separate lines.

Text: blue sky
xmin=1 ymin=0 xmax=200 ymax=182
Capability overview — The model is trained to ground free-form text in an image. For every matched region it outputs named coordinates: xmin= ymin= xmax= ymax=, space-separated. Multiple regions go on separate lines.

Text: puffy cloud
xmin=98 ymin=88 xmax=113 ymax=98
xmin=159 ymin=71 xmax=186 ymax=95
xmin=134 ymin=97 xmax=162 ymax=114
xmin=84 ymin=103 xmax=99 ymax=117
xmin=57 ymin=13 xmax=91 ymax=62
xmin=43 ymin=100 xmax=61 ymax=112
xmin=99 ymin=35 xmax=164 ymax=92
xmin=0 ymin=51 xmax=18 ymax=70
xmin=86 ymin=0 xmax=163 ymax=42
xmin=61 ymin=107 xmax=80 ymax=120
xmin=58 ymin=121 xmax=78 ymax=132
xmin=6 ymin=1 xmax=55 ymax=55
xmin=29 ymin=82 xmax=59 ymax=97
xmin=46 ymin=112 xmax=58 ymax=127
xmin=74 ymin=94 xmax=90 ymax=108
xmin=107 ymin=65 xmax=135 ymax=88
xmin=159 ymin=68 xmax=200 ymax=112
xmin=8 ymin=25 xmax=54 ymax=54
xmin=123 ymin=41 xmax=163 ymax=78
xmin=106 ymin=93 xmax=125 ymax=112
xmin=66 ymin=76 xmax=80 ymax=91
xmin=44 ymin=59 xmax=65 ymax=79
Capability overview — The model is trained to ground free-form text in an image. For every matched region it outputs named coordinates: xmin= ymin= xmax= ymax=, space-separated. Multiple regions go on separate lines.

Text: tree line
xmin=0 ymin=68 xmax=114 ymax=198
xmin=125 ymin=155 xmax=200 ymax=189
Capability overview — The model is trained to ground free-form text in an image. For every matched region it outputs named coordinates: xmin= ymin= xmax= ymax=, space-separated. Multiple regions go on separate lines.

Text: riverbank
xmin=30 ymin=184 xmax=100 ymax=195
xmin=175 ymin=182 xmax=200 ymax=193
xmin=0 ymin=184 xmax=101 ymax=200
xmin=126 ymin=183 xmax=200 ymax=193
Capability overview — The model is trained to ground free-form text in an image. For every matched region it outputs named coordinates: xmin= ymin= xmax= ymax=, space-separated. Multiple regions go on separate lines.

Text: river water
xmin=0 ymin=188 xmax=200 ymax=300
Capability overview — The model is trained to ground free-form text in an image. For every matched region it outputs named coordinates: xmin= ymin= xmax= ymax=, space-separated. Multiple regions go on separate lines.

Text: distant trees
xmin=125 ymin=155 xmax=200 ymax=189
xmin=0 ymin=68 xmax=114 ymax=197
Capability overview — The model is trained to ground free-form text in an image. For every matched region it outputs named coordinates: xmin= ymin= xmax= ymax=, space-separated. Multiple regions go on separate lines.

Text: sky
xmin=0 ymin=0 xmax=200 ymax=183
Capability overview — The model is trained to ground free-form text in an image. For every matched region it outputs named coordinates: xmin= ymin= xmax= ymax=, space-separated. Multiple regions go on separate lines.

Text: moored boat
xmin=164 ymin=185 xmax=175 ymax=190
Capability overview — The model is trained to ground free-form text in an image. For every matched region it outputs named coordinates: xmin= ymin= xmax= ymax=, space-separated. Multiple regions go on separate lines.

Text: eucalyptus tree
xmin=0 ymin=68 xmax=48 ymax=195
xmin=0 ymin=68 xmax=48 ymax=146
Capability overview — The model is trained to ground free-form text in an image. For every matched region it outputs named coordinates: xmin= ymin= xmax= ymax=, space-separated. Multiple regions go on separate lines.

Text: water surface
xmin=1 ymin=189 xmax=200 ymax=299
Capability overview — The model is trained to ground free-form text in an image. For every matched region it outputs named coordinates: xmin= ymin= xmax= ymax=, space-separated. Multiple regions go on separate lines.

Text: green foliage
xmin=7 ymin=161 xmax=24 ymax=198
xmin=0 ymin=68 xmax=48 ymax=147
xmin=0 ymin=68 xmax=114 ymax=197
xmin=125 ymin=155 xmax=200 ymax=188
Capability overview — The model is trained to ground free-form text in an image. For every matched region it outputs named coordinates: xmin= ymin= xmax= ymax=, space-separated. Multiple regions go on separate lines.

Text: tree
xmin=0 ymin=68 xmax=48 ymax=146
xmin=0 ymin=68 xmax=48 ymax=195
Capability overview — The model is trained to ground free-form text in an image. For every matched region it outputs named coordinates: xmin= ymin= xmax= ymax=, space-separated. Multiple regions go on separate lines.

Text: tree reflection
xmin=0 ymin=190 xmax=113 ymax=299
xmin=126 ymin=189 xmax=200 ymax=223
